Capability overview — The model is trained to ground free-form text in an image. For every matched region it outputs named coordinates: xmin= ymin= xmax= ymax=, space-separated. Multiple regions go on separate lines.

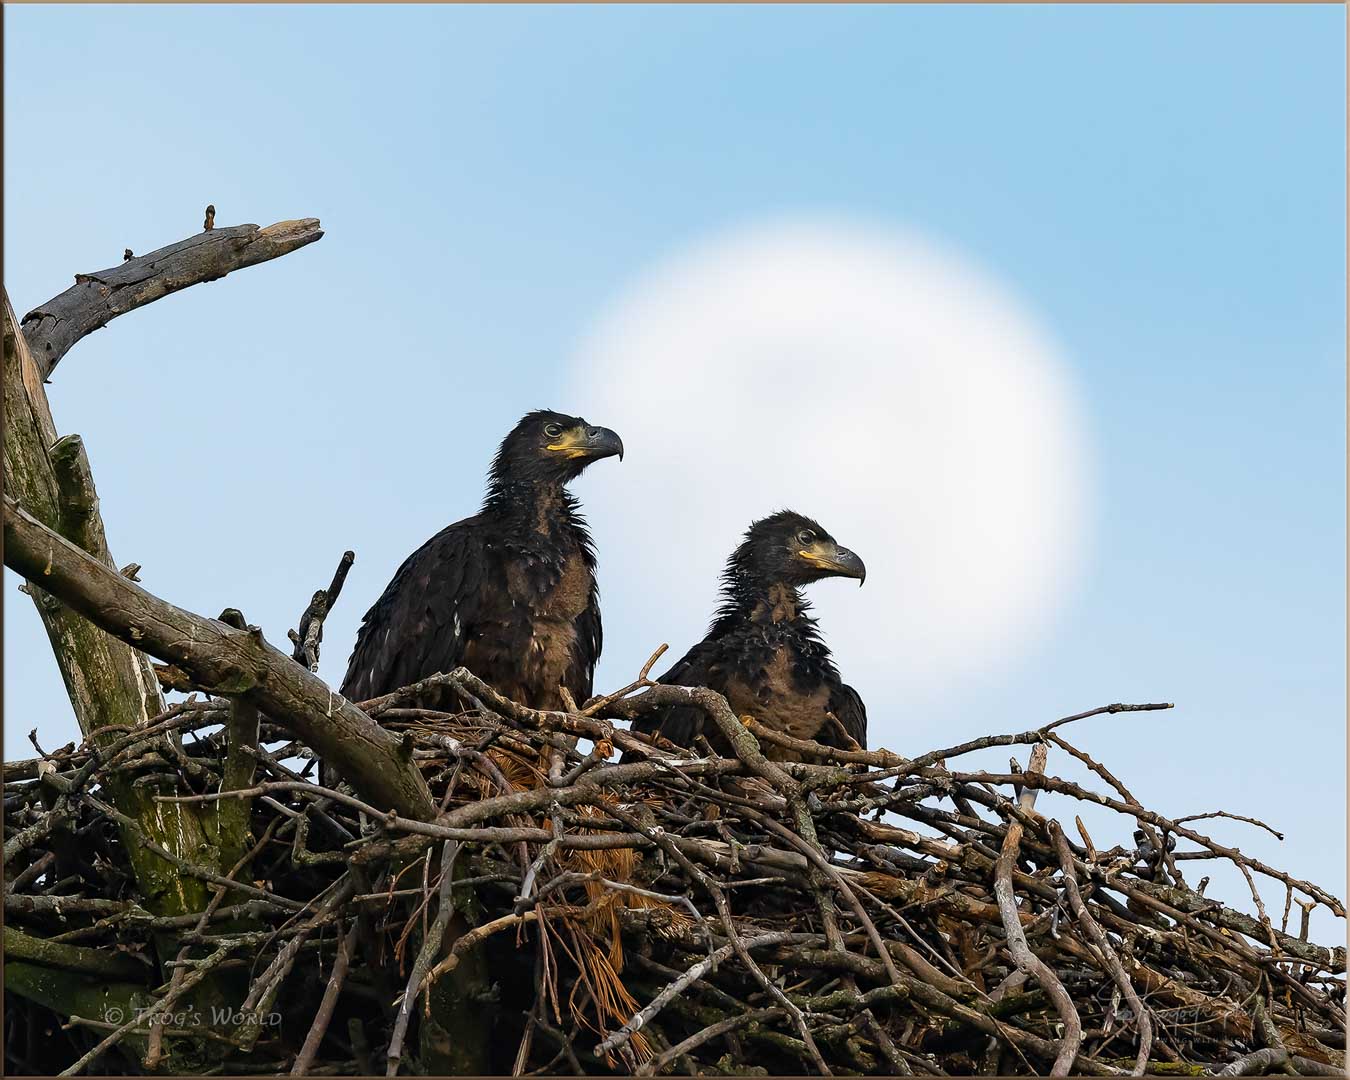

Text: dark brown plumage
xmin=626 ymin=511 xmax=867 ymax=762
xmin=340 ymin=410 xmax=622 ymax=715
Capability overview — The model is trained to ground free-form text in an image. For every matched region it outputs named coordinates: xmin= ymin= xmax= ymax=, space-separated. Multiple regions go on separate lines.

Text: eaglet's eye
xmin=797 ymin=530 xmax=815 ymax=545
xmin=543 ymin=423 xmax=563 ymax=438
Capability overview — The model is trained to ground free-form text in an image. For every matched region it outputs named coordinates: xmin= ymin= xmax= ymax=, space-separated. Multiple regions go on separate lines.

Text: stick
xmin=1050 ymin=821 xmax=1153 ymax=1075
xmin=991 ymin=743 xmax=1082 ymax=1076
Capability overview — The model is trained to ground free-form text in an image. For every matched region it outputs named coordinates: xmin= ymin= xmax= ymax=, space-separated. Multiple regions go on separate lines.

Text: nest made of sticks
xmin=4 ymin=659 xmax=1345 ymax=1078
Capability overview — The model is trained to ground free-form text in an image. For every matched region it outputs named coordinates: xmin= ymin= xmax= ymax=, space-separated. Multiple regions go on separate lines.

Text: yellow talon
xmin=740 ymin=714 xmax=756 ymax=728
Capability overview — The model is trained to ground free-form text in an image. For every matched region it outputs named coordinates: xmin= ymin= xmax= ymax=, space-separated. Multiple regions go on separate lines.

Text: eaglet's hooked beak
xmin=547 ymin=425 xmax=625 ymax=462
xmin=799 ymin=540 xmax=867 ymax=585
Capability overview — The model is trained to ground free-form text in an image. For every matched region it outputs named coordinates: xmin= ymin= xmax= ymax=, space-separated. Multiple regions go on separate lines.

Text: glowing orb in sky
xmin=570 ymin=220 xmax=1090 ymax=722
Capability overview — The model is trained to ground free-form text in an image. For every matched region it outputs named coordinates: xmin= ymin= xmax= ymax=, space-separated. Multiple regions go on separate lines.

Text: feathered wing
xmin=340 ymin=519 xmax=486 ymax=702
xmin=623 ymin=640 xmax=722 ymax=757
xmin=827 ymin=682 xmax=868 ymax=750
xmin=564 ymin=585 xmax=603 ymax=704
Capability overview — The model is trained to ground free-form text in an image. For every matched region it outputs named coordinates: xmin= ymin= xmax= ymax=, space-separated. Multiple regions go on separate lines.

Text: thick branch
xmin=3 ymin=496 xmax=436 ymax=822
xmin=21 ymin=218 xmax=323 ymax=380
xmin=3 ymin=925 xmax=148 ymax=981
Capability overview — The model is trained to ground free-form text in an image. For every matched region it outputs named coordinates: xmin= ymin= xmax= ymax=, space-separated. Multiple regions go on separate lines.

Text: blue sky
xmin=4 ymin=6 xmax=1345 ymax=937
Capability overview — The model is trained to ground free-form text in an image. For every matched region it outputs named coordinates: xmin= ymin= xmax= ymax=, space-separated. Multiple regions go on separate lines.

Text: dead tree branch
xmin=289 ymin=549 xmax=355 ymax=670
xmin=20 ymin=218 xmax=323 ymax=380
xmin=3 ymin=496 xmax=435 ymax=821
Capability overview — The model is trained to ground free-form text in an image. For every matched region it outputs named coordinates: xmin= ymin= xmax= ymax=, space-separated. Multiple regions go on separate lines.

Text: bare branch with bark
xmin=20 ymin=218 xmax=323 ymax=379
xmin=3 ymin=496 xmax=435 ymax=821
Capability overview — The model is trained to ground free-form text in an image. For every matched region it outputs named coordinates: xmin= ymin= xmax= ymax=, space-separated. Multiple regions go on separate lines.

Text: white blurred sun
xmin=570 ymin=219 xmax=1090 ymax=726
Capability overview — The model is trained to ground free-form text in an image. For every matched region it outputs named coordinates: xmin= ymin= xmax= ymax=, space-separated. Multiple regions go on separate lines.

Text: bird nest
xmin=3 ymin=660 xmax=1345 ymax=1077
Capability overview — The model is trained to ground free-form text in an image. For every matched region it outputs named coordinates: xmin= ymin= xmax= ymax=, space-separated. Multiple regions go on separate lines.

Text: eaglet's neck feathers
xmin=711 ymin=556 xmax=833 ymax=666
xmin=485 ymin=472 xmax=590 ymax=547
